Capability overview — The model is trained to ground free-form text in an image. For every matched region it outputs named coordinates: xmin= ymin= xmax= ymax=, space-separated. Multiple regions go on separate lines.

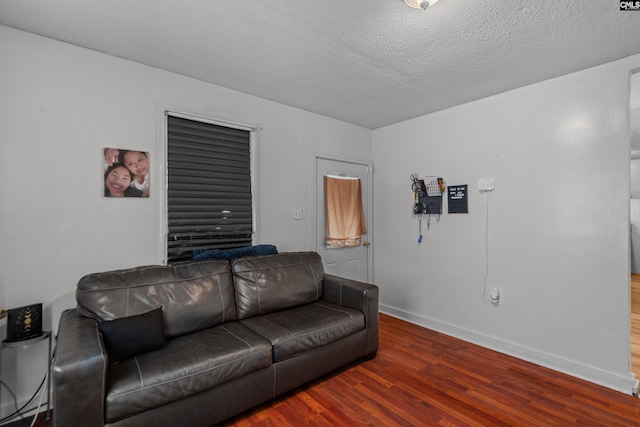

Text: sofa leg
xmin=364 ymin=351 xmax=377 ymax=361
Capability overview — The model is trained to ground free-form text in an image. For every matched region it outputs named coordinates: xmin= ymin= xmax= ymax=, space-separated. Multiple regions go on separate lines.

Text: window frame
xmin=155 ymin=105 xmax=260 ymax=265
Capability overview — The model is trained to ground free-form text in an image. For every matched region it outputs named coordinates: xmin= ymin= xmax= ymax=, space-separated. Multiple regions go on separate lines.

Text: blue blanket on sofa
xmin=192 ymin=245 xmax=278 ymax=261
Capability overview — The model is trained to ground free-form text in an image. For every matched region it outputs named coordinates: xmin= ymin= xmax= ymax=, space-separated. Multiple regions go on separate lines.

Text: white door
xmin=315 ymin=156 xmax=372 ymax=282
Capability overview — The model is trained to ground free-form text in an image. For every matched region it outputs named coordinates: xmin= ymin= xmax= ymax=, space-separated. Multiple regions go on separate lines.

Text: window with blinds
xmin=167 ymin=115 xmax=253 ymax=262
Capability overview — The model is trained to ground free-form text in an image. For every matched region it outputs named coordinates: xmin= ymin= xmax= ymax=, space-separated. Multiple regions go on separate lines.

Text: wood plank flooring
xmin=632 ymin=274 xmax=640 ymax=376
xmin=17 ymin=309 xmax=640 ymax=427
xmin=224 ymin=313 xmax=640 ymax=427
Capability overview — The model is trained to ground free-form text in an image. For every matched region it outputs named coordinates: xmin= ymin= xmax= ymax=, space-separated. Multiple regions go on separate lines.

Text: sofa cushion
xmin=103 ymin=322 xmax=273 ymax=423
xmin=76 ymin=260 xmax=237 ymax=338
xmin=232 ymin=252 xmax=325 ymax=319
xmin=97 ymin=307 xmax=166 ymax=365
xmin=239 ymin=301 xmax=365 ymax=362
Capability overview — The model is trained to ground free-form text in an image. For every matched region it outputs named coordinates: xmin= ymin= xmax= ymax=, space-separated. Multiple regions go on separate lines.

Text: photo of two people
xmin=103 ymin=147 xmax=150 ymax=198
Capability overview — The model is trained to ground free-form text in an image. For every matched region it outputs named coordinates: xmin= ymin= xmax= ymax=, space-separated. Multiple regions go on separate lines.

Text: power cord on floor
xmin=0 ymin=374 xmax=46 ymax=424
xmin=0 ymin=380 xmax=22 ymax=422
xmin=0 ymin=343 xmax=55 ymax=426
xmin=481 ymin=190 xmax=491 ymax=303
xmin=29 ymin=369 xmax=48 ymax=427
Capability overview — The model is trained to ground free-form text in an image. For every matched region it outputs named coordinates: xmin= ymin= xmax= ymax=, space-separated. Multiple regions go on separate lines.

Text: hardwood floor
xmin=18 ymin=312 xmax=640 ymax=426
xmin=225 ymin=314 xmax=640 ymax=427
xmin=632 ymin=274 xmax=640 ymax=377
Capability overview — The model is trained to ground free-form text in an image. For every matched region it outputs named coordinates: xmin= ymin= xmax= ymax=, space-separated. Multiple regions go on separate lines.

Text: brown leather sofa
xmin=52 ymin=252 xmax=378 ymax=427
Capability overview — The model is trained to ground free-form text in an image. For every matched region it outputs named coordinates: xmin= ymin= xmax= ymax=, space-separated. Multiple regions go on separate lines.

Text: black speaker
xmin=6 ymin=303 xmax=43 ymax=342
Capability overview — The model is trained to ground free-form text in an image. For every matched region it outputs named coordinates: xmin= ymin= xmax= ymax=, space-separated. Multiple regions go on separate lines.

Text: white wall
xmin=2 ymin=22 xmax=638 ymax=414
xmin=373 ymin=54 xmax=640 ymax=393
xmin=630 ymin=72 xmax=640 ymax=273
xmin=631 ymin=158 xmax=640 ymax=273
xmin=0 ymin=25 xmax=372 ymax=413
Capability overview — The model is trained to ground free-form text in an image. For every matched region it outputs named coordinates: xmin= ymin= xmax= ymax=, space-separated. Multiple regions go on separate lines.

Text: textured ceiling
xmin=1 ymin=0 xmax=640 ymax=129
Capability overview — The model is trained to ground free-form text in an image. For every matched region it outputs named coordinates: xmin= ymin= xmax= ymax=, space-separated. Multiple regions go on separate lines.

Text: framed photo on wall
xmin=103 ymin=147 xmax=150 ymax=198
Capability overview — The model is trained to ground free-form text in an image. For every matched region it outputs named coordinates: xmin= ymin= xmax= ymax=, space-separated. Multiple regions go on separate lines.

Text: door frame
xmin=312 ymin=153 xmax=373 ymax=282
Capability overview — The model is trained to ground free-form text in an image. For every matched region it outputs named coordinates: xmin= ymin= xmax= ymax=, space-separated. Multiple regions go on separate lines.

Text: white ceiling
xmin=1 ymin=0 xmax=640 ymax=130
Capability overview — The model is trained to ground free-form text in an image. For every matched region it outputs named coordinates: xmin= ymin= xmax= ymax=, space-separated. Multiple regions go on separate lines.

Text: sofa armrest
xmin=322 ymin=274 xmax=379 ymax=357
xmin=53 ymin=309 xmax=107 ymax=427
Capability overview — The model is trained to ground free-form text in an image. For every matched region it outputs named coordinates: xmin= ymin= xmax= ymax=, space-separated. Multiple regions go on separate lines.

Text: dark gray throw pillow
xmin=97 ymin=307 xmax=166 ymax=365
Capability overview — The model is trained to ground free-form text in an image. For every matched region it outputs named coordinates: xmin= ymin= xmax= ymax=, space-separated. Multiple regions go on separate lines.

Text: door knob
xmin=362 ymin=241 xmax=370 ymax=247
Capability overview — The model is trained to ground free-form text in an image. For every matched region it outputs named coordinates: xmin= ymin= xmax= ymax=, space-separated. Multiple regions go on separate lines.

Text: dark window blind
xmin=167 ymin=115 xmax=253 ymax=262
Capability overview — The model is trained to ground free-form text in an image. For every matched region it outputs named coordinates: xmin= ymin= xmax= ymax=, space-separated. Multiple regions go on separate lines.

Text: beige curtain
xmin=324 ymin=176 xmax=366 ymax=248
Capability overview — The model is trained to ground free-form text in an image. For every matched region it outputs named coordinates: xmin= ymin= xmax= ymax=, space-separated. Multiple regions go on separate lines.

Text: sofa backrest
xmin=76 ymin=260 xmax=237 ymax=338
xmin=232 ymin=251 xmax=325 ymax=320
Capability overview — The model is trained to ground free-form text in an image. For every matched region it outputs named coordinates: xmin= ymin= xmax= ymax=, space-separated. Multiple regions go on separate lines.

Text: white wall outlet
xmin=489 ymin=287 xmax=501 ymax=304
xmin=293 ymin=208 xmax=303 ymax=220
xmin=478 ymin=178 xmax=495 ymax=192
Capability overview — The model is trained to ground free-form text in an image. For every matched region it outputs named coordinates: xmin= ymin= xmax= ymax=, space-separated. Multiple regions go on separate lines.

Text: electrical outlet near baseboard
xmin=489 ymin=287 xmax=500 ymax=305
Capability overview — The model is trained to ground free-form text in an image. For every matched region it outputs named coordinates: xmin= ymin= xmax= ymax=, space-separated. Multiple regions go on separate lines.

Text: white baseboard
xmin=380 ymin=304 xmax=638 ymax=396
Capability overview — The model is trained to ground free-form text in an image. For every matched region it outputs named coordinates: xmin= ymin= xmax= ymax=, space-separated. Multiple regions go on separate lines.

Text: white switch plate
xmin=478 ymin=178 xmax=495 ymax=192
xmin=293 ymin=208 xmax=303 ymax=220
